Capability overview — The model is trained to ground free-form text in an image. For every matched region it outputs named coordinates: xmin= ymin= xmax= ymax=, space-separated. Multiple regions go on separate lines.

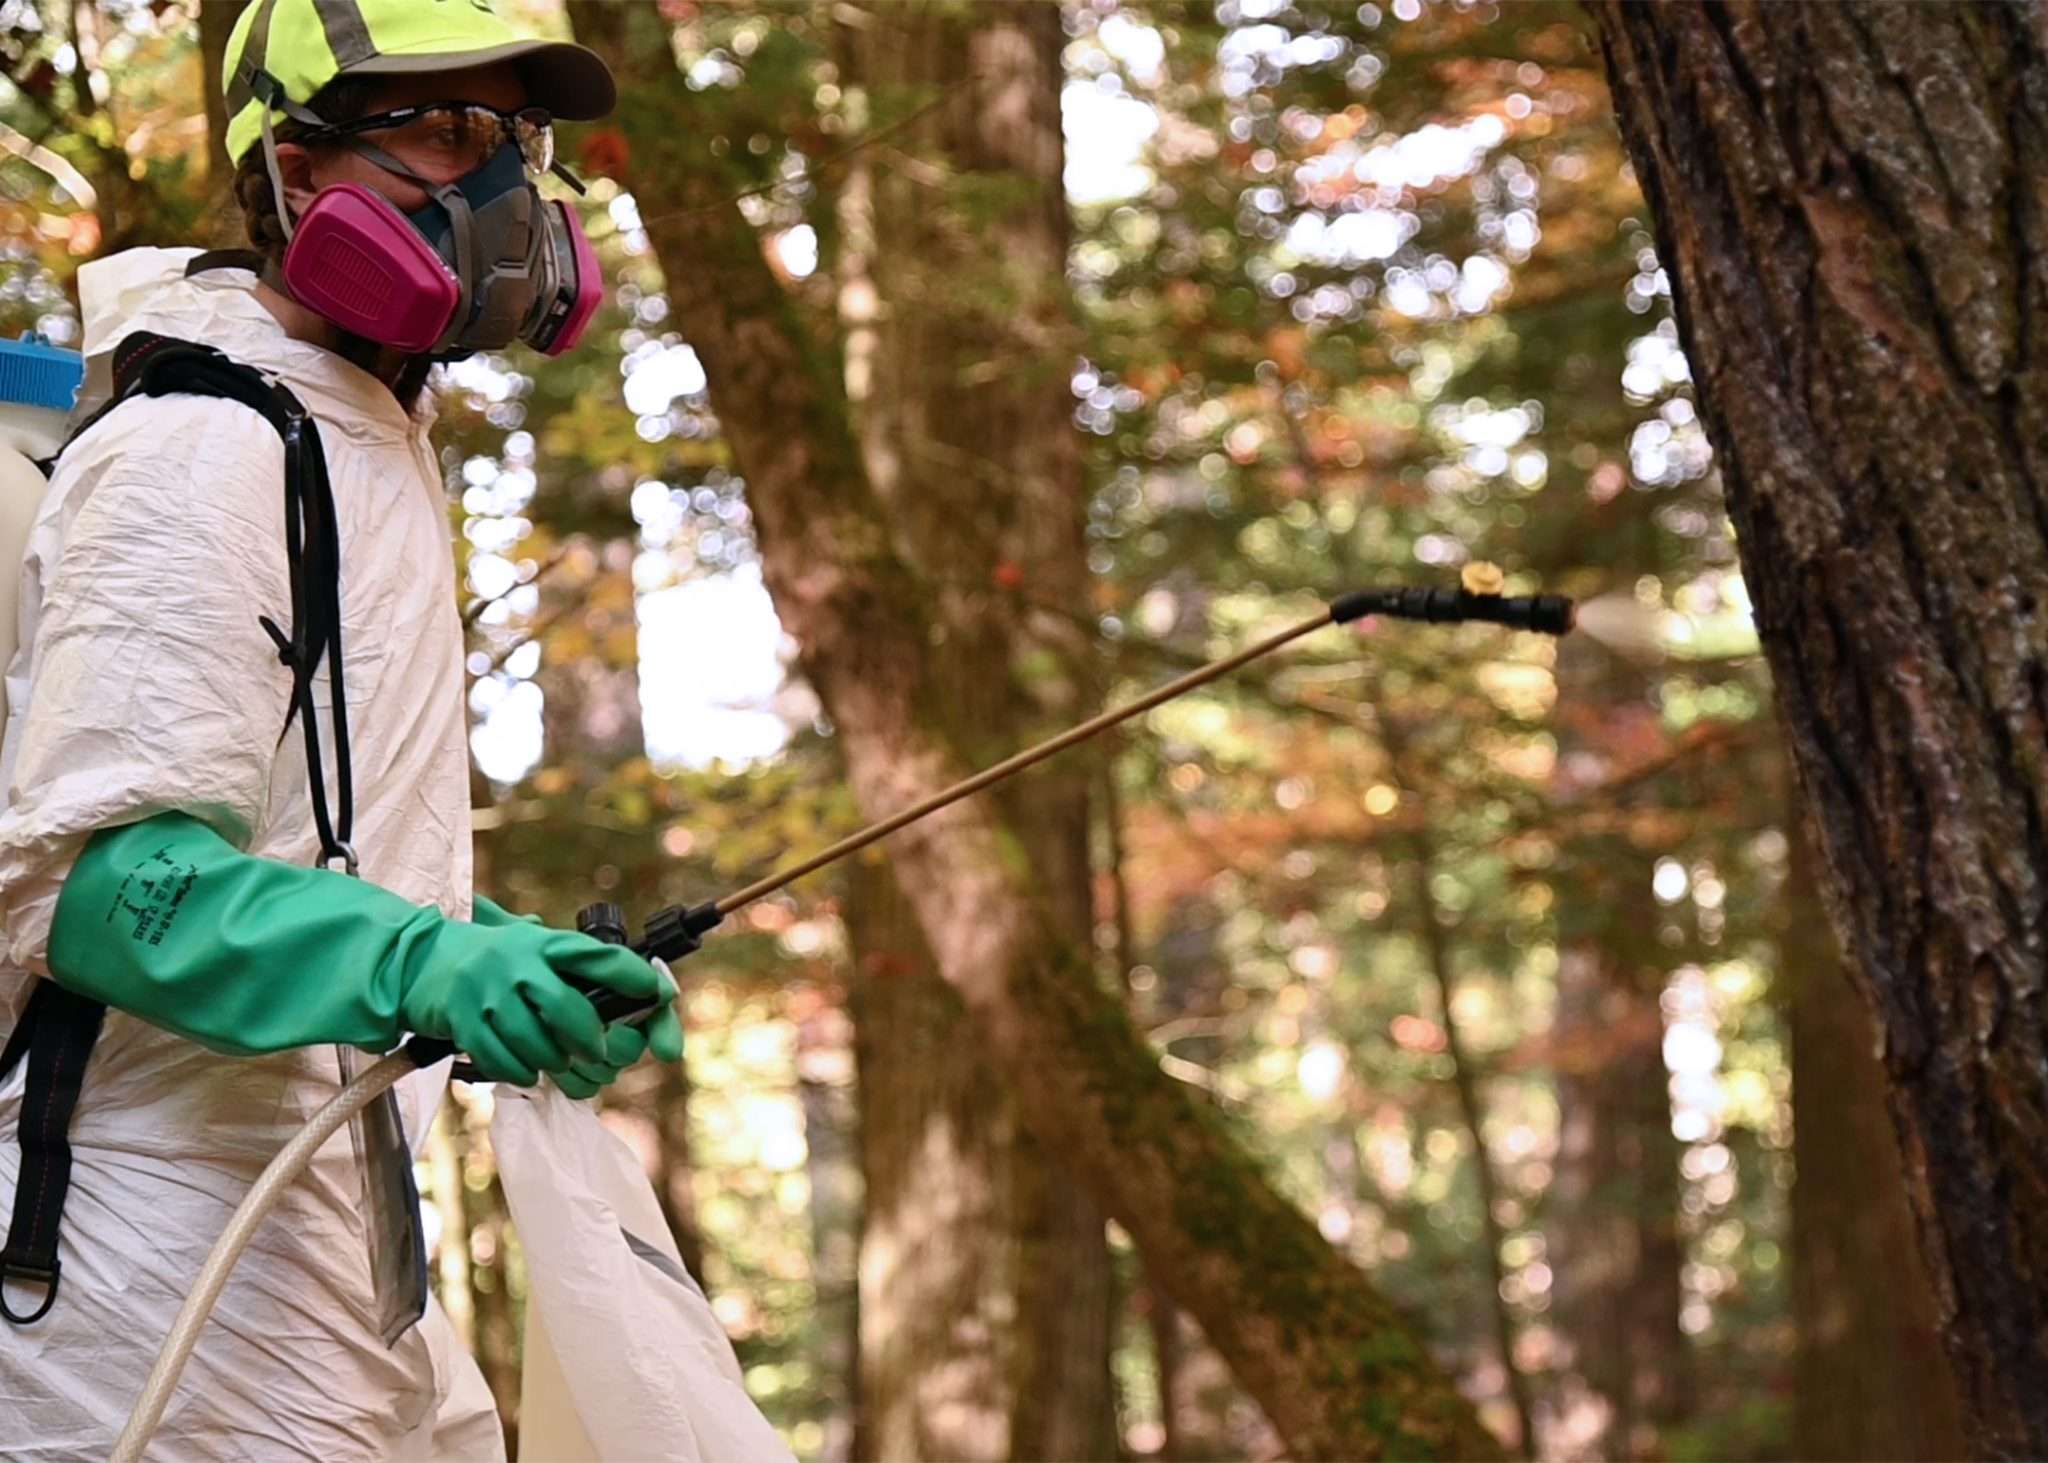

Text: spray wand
xmin=109 ymin=580 xmax=1572 ymax=1460
xmin=417 ymin=585 xmax=1570 ymax=1043
xmin=530 ymin=584 xmax=1572 ymax=1028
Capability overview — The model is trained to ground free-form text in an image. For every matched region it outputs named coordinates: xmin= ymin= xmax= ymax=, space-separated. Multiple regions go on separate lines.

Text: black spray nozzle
xmin=1329 ymin=587 xmax=1575 ymax=636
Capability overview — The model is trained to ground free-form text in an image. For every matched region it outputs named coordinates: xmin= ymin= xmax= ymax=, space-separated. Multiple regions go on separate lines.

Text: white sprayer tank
xmin=0 ymin=333 xmax=86 ymax=731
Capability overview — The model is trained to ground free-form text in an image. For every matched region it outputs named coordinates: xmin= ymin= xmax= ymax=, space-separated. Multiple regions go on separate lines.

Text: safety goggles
xmin=301 ymin=101 xmax=561 ymax=182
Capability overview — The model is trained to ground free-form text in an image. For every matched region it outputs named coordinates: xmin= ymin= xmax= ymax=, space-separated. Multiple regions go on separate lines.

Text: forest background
xmin=0 ymin=1 xmax=1976 ymax=1459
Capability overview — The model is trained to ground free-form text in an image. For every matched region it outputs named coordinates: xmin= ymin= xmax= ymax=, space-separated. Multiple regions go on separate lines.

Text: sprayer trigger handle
xmin=560 ymin=971 xmax=667 ymax=1028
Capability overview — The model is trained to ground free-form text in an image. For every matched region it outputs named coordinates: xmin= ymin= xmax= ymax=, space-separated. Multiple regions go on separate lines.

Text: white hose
xmin=108 ymin=1051 xmax=415 ymax=1463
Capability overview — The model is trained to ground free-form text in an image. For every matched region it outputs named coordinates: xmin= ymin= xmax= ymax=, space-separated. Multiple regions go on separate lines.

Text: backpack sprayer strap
xmin=104 ymin=332 xmax=357 ymax=872
xmin=2 ymin=330 xmax=362 ymax=1325
xmin=0 ymin=981 xmax=105 ymax=1324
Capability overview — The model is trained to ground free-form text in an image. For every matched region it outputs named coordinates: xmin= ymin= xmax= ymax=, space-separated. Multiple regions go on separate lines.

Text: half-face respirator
xmin=258 ymin=95 xmax=602 ymax=359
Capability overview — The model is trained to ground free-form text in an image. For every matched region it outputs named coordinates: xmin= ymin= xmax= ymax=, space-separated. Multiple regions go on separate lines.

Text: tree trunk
xmin=844 ymin=2 xmax=1120 ymax=1449
xmin=832 ymin=4 xmax=1115 ymax=1452
xmin=1143 ymin=893 xmax=1282 ymax=1461
xmin=1546 ymin=648 xmax=1691 ymax=1462
xmin=458 ymin=786 xmax=519 ymax=1450
xmin=1547 ymin=942 xmax=1688 ymax=1463
xmin=572 ymin=4 xmax=1500 ymax=1455
xmin=846 ymin=853 xmax=1014 ymax=1461
xmin=1591 ymin=4 xmax=2048 ymax=1453
xmin=197 ymin=0 xmax=248 ymax=207
xmin=796 ymin=970 xmax=863 ymax=1463
xmin=1786 ymin=816 xmax=1968 ymax=1460
xmin=1408 ymin=854 xmax=1536 ymax=1460
xmin=1381 ymin=708 xmax=1536 ymax=1460
xmin=464 ymin=1102 xmax=522 ymax=1452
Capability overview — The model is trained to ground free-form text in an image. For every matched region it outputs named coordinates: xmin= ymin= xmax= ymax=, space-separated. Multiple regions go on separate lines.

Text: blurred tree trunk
xmin=457 ymin=783 xmax=520 ymax=1444
xmin=474 ymin=536 xmax=700 ymax=1434
xmin=197 ymin=0 xmax=248 ymax=207
xmin=846 ymin=855 xmax=1015 ymax=1461
xmin=1546 ymin=650 xmax=1690 ymax=1461
xmin=573 ymin=4 xmax=1500 ymax=1456
xmin=1593 ymin=5 xmax=2048 ymax=1453
xmin=1142 ymin=893 xmax=1274 ymax=1460
xmin=642 ymin=1057 xmax=706 ymax=1285
xmin=833 ymin=6 xmax=1114 ymax=1458
xmin=425 ymin=1107 xmax=475 ymax=1350
xmin=464 ymin=1100 xmax=522 ymax=1453
xmin=1548 ymin=943 xmax=1687 ymax=1462
xmin=797 ymin=989 xmax=862 ymax=1463
xmin=1381 ymin=707 xmax=1536 ymax=1459
xmin=1785 ymin=816 xmax=1967 ymax=1460
xmin=526 ymin=578 xmax=709 ymax=1279
xmin=533 ymin=555 xmax=710 ymax=1282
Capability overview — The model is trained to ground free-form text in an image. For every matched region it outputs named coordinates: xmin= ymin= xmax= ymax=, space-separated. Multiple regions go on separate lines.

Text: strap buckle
xmin=248 ymin=67 xmax=285 ymax=108
xmin=0 ymin=1252 xmax=60 ymax=1326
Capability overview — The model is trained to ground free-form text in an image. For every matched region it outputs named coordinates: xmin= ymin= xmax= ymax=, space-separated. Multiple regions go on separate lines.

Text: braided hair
xmin=230 ymin=76 xmax=382 ymax=263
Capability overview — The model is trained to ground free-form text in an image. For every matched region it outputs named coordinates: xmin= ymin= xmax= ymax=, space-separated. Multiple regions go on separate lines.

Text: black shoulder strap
xmin=0 ymin=982 xmax=106 ymax=1324
xmin=184 ymin=249 xmax=266 ymax=279
xmin=2 ymin=331 xmax=355 ymax=1326
xmin=80 ymin=331 xmax=356 ymax=872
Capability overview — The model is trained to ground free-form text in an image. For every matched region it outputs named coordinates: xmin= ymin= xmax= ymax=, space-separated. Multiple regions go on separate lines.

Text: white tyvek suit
xmin=0 ymin=249 xmax=502 ymax=1461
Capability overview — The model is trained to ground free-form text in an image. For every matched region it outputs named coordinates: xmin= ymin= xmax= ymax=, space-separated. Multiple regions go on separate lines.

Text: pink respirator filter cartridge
xmin=282 ymin=184 xmax=462 ymax=355
xmin=542 ymin=199 xmax=604 ymax=356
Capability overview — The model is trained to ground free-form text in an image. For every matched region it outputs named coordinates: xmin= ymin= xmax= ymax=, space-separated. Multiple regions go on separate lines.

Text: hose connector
xmin=637 ymin=900 xmax=726 ymax=965
xmin=1329 ymin=586 xmax=1575 ymax=636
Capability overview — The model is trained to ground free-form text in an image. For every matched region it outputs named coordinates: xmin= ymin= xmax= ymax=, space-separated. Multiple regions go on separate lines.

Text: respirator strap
xmin=426 ymin=182 xmax=479 ymax=355
xmin=249 ymin=72 xmax=336 ymax=244
xmin=260 ymin=116 xmax=295 ymax=242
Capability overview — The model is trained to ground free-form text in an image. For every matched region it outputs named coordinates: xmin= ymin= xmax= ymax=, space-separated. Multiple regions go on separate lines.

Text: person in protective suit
xmin=0 ymin=2 xmax=682 ymax=1458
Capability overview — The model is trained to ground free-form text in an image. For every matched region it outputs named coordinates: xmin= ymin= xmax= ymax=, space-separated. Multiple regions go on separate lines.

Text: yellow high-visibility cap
xmin=222 ymin=0 xmax=615 ymax=165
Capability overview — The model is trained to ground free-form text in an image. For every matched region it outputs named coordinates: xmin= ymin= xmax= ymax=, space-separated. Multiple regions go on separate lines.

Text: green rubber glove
xmin=48 ymin=812 xmax=683 ymax=1089
xmin=471 ymin=894 xmax=541 ymax=929
xmin=552 ymin=1020 xmax=662 ymax=1101
xmin=468 ymin=893 xmax=679 ymax=1098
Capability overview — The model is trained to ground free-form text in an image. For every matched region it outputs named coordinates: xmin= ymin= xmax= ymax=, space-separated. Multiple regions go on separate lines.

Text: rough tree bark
xmin=1592 ymin=4 xmax=2048 ymax=1453
xmin=572 ymin=3 xmax=1500 ymax=1456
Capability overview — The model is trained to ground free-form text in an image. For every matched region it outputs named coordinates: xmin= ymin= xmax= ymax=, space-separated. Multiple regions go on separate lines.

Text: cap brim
xmin=343 ymin=39 xmax=616 ymax=121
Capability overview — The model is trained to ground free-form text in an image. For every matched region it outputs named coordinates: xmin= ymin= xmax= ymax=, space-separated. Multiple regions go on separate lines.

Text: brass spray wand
xmin=531 ymin=582 xmax=1575 ymax=1032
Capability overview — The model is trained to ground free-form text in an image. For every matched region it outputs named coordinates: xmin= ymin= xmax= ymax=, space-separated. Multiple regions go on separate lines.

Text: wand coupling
xmin=567 ymin=899 xmax=725 ymax=1026
xmin=1329 ymin=586 xmax=1574 ymax=636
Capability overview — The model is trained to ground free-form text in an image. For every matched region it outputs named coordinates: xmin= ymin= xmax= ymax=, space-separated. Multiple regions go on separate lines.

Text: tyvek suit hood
xmin=0 ymin=249 xmax=498 ymax=1460
xmin=71 ymin=247 xmax=425 ymax=437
